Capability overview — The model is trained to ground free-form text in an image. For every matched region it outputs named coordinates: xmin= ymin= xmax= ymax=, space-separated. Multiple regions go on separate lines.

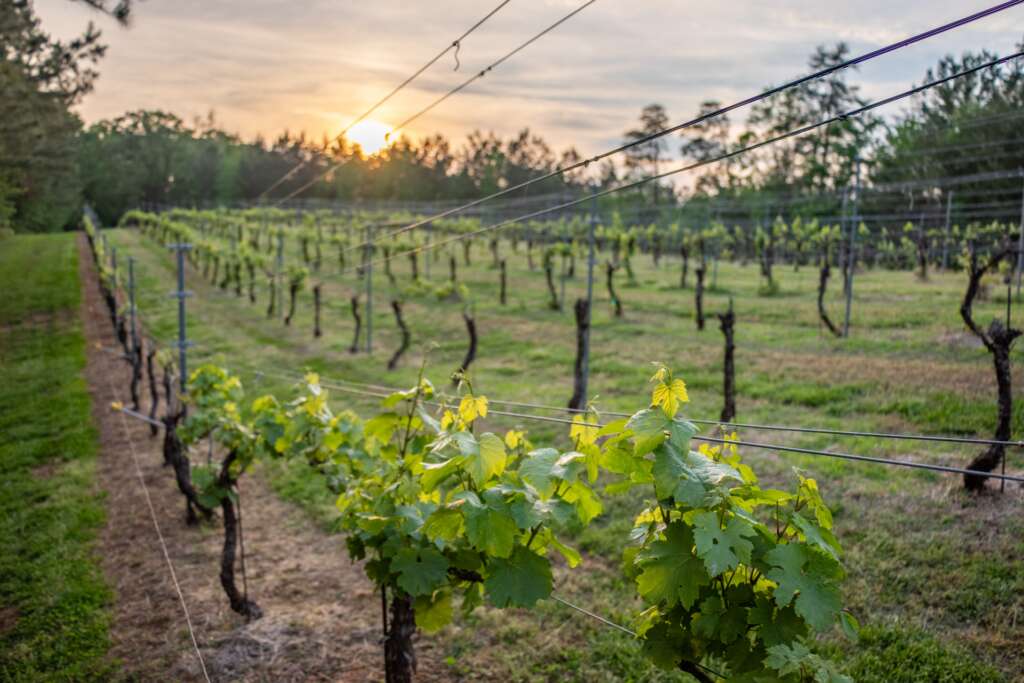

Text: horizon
xmin=36 ymin=1 xmax=1024 ymax=159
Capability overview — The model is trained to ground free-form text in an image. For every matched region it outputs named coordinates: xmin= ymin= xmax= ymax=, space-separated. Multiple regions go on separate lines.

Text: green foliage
xmin=599 ymin=364 xmax=852 ymax=680
xmin=0 ymin=234 xmax=114 ymax=680
xmin=840 ymin=627 xmax=1004 ymax=683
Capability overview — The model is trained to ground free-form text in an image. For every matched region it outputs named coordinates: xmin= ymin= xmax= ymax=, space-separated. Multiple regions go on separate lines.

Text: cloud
xmin=33 ymin=0 xmax=1024 ymax=155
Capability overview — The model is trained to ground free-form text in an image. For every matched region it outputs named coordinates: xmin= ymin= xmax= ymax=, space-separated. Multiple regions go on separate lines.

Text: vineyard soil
xmin=78 ymin=234 xmax=454 ymax=682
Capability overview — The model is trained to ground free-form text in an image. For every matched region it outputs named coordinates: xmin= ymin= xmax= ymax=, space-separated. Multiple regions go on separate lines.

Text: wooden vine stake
xmin=606 ymin=261 xmax=623 ymax=318
xmin=454 ymin=309 xmax=478 ymax=384
xmin=960 ymin=243 xmax=1021 ymax=491
xmin=544 ymin=251 xmax=559 ymax=310
xmin=217 ymin=450 xmax=262 ymax=619
xmin=817 ymin=259 xmax=842 ymax=337
xmin=387 ymin=300 xmax=410 ymax=371
xmin=717 ymin=298 xmax=736 ymax=423
xmin=499 ymin=258 xmax=507 ymax=306
xmin=568 ymin=298 xmax=590 ymax=411
xmin=160 ymin=364 xmax=212 ymax=525
xmin=349 ymin=296 xmax=362 ymax=354
xmin=679 ymin=242 xmax=689 ymax=288
xmin=146 ymin=345 xmax=159 ymax=437
xmin=313 ymin=284 xmax=322 ymax=338
xmin=694 ymin=264 xmax=706 ymax=330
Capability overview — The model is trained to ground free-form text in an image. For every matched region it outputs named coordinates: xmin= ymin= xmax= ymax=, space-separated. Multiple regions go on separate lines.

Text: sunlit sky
xmin=37 ymin=0 xmax=1024 ymax=158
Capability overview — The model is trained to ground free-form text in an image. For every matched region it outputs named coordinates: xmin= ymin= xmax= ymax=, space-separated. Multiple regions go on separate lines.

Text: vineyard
xmin=58 ymin=195 xmax=1024 ymax=681
xmin=4 ymin=0 xmax=1024 ymax=681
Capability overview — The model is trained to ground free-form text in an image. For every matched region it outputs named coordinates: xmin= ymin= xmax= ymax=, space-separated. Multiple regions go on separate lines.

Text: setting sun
xmin=346 ymin=119 xmax=393 ymax=156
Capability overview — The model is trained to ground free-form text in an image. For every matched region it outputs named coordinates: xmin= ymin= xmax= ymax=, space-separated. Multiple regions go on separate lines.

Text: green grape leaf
xmin=789 ymin=512 xmax=841 ymax=561
xmin=667 ymin=417 xmax=698 ymax=451
xmin=693 ymin=511 xmax=756 ymax=577
xmin=392 ymin=547 xmax=449 ymax=597
xmin=509 ymin=497 xmax=542 ymax=530
xmin=414 ymin=591 xmax=453 ymax=633
xmin=693 ymin=594 xmax=747 ymax=644
xmin=635 ymin=522 xmax=709 ymax=609
xmin=547 ymin=535 xmax=581 ymax=568
xmin=640 ymin=621 xmax=686 ymax=670
xmin=596 ymin=417 xmax=630 ymax=437
xmin=561 ymin=480 xmax=602 ymax=524
xmin=463 ymin=498 xmax=517 ymax=558
xmin=466 ymin=432 xmax=506 ymax=487
xmin=485 ymin=546 xmax=552 ymax=608
xmin=626 ymin=408 xmax=670 ymax=454
xmin=519 ymin=448 xmax=561 ymax=497
xmin=765 ymin=543 xmax=842 ymax=632
xmin=421 ymin=456 xmax=464 ymax=492
xmin=451 ymin=430 xmax=479 ymax=457
xmin=747 ymin=597 xmax=808 ymax=648
xmin=423 ymin=507 xmax=464 ymax=543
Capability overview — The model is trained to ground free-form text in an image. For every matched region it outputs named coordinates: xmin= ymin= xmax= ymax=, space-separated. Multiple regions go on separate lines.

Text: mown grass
xmin=0 ymin=234 xmax=114 ymax=681
xmin=109 ymin=226 xmax=1023 ymax=681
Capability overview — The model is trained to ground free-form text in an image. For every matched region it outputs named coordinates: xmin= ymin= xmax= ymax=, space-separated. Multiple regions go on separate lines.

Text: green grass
xmin=0 ymin=234 xmax=114 ymax=681
xmin=107 ymin=226 xmax=1024 ymax=681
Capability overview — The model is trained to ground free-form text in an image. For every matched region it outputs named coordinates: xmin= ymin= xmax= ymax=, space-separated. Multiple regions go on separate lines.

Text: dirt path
xmin=78 ymin=234 xmax=451 ymax=682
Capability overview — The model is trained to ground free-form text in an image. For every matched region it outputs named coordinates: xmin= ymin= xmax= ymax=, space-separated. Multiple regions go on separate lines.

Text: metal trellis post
xmin=365 ymin=226 xmax=373 ymax=354
xmin=580 ymin=195 xmax=597 ymax=404
xmin=128 ymin=257 xmax=138 ymax=357
xmin=276 ymin=230 xmax=284 ymax=321
xmin=942 ymin=190 xmax=953 ymax=271
xmin=1016 ymin=173 xmax=1024 ymax=296
xmin=842 ymin=157 xmax=861 ymax=338
xmin=168 ymin=243 xmax=193 ymax=396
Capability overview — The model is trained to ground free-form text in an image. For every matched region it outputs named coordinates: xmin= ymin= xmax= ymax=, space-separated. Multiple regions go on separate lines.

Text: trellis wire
xmin=355 ymin=51 xmax=1024 ymax=272
xmin=104 ymin=370 xmax=211 ymax=682
xmin=278 ymin=0 xmax=598 ymax=205
xmin=336 ymin=2 xmax=1024 ymax=257
xmin=209 ymin=365 xmax=1024 ymax=485
xmin=301 ymin=372 xmax=1024 ymax=450
xmin=259 ymin=0 xmax=514 ymax=199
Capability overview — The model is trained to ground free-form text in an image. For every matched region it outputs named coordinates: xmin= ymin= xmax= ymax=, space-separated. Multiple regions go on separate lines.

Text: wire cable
xmin=104 ymin=373 xmax=211 ymax=682
xmin=278 ymin=0 xmax=598 ymax=205
xmin=358 ymin=51 xmax=1024 ymax=271
xmin=335 ymin=1 xmax=1024 ymax=256
xmin=211 ymin=365 xmax=1024 ymax=484
xmin=259 ymin=0 xmax=514 ymax=199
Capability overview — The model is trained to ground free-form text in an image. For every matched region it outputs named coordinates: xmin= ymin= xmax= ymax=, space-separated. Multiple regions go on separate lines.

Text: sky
xmin=36 ymin=0 xmax=1024 ymax=158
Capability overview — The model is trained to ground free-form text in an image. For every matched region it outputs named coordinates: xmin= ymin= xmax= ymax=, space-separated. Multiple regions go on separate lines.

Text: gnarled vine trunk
xmin=217 ymin=451 xmax=262 ymax=619
xmin=284 ymin=283 xmax=299 ymax=325
xmin=817 ymin=262 xmax=842 ymax=338
xmin=499 ymin=259 xmax=507 ymax=306
xmin=387 ymin=300 xmax=410 ymax=371
xmin=349 ymin=296 xmax=362 ymax=354
xmin=313 ymin=284 xmax=322 ymax=338
xmin=568 ymin=298 xmax=590 ymax=411
xmin=679 ymin=244 xmax=689 ymax=289
xmin=717 ymin=301 xmax=736 ymax=423
xmin=383 ymin=591 xmax=416 ymax=683
xmin=960 ymin=246 xmax=1021 ymax=491
xmin=161 ymin=409 xmax=213 ymax=525
xmin=606 ymin=262 xmax=622 ymax=318
xmin=545 ymin=260 xmax=559 ymax=310
xmin=146 ymin=346 xmax=160 ymax=437
xmin=454 ymin=312 xmax=478 ymax=382
xmin=695 ymin=265 xmax=706 ymax=331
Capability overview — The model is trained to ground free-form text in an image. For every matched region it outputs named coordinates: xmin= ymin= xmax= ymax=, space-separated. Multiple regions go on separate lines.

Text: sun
xmin=346 ymin=119 xmax=393 ymax=156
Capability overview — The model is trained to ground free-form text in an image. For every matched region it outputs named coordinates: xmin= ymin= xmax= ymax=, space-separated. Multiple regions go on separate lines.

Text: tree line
xmin=3 ymin=0 xmax=1023 ymax=232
